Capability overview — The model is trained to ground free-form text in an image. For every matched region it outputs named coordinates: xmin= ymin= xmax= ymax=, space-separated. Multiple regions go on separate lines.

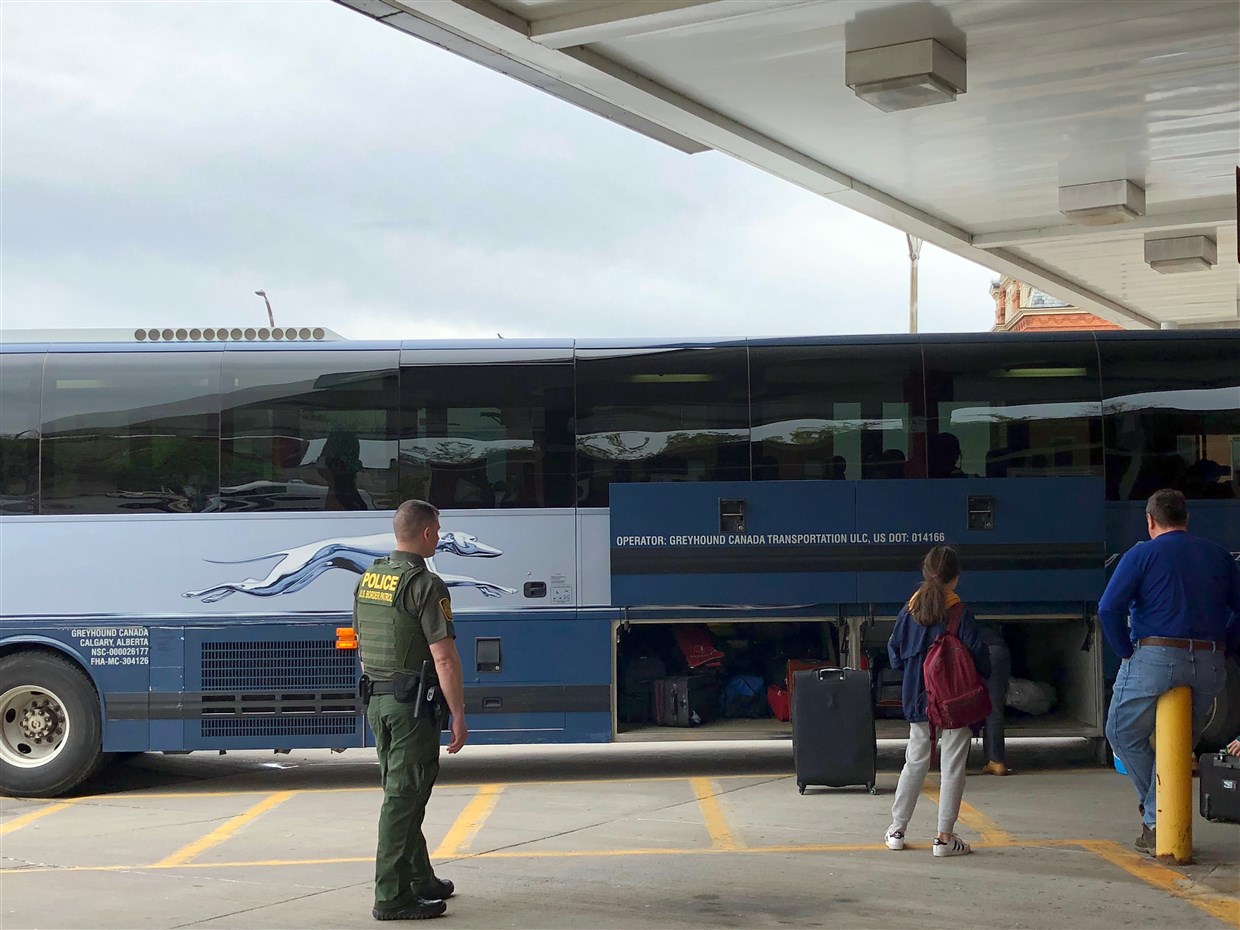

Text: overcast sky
xmin=2 ymin=1 xmax=1000 ymax=341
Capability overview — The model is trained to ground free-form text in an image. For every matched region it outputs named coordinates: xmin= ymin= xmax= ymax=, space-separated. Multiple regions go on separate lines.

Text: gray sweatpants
xmin=890 ymin=722 xmax=971 ymax=836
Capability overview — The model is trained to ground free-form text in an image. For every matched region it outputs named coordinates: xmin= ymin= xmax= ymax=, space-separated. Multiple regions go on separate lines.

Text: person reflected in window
xmin=827 ymin=455 xmax=847 ymax=480
xmin=928 ymin=433 xmax=966 ymax=478
xmin=320 ymin=430 xmax=369 ymax=511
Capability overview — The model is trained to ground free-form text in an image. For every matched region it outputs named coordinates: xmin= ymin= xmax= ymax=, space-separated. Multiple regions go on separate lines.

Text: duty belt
xmin=1136 ymin=636 xmax=1224 ymax=652
xmin=367 ymin=680 xmax=399 ymax=694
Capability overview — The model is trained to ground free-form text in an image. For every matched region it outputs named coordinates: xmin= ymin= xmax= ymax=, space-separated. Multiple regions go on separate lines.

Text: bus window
xmin=575 ymin=345 xmax=749 ymax=506
xmin=220 ymin=349 xmax=399 ymax=512
xmin=921 ymin=338 xmax=1103 ymax=481
xmin=1098 ymin=335 xmax=1239 ymax=501
xmin=399 ymin=355 xmax=573 ymax=510
xmin=0 ymin=353 xmax=43 ymax=514
xmin=750 ymin=341 xmax=925 ymax=481
xmin=41 ymin=351 xmax=221 ymax=514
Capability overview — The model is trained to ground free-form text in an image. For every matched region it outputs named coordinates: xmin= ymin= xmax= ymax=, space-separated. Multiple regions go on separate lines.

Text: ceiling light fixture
xmin=845 ymin=39 xmax=966 ymax=112
xmin=1058 ymin=180 xmax=1146 ymax=225
xmin=1144 ymin=235 xmax=1217 ymax=274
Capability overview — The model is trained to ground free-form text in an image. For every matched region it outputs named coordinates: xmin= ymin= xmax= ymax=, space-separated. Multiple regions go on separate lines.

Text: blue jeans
xmin=1105 ymin=645 xmax=1225 ymax=827
xmin=983 ymin=641 xmax=1011 ymax=764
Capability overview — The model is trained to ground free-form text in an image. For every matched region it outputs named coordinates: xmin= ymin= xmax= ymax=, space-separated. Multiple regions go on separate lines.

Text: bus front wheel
xmin=0 ymin=652 xmax=104 ymax=798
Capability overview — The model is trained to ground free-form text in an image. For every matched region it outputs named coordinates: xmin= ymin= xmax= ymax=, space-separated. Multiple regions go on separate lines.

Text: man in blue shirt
xmin=1100 ymin=489 xmax=1240 ymax=855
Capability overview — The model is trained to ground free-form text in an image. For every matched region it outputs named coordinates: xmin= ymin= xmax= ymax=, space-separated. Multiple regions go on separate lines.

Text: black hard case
xmin=792 ymin=667 xmax=877 ymax=794
xmin=657 ymin=675 xmax=720 ymax=727
xmin=1199 ymin=752 xmax=1240 ymax=824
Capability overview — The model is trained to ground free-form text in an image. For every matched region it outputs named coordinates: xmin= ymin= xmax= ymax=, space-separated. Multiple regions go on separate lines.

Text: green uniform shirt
xmin=352 ymin=551 xmax=455 ymax=681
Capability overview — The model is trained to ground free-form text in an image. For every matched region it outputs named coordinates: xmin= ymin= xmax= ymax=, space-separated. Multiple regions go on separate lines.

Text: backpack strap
xmin=945 ymin=602 xmax=964 ymax=636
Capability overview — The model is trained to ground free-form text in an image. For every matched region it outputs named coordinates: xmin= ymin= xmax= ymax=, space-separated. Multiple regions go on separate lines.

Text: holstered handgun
xmin=414 ymin=659 xmax=449 ymax=729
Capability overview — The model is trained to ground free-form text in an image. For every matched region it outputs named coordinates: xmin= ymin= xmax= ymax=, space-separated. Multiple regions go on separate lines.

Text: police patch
xmin=439 ymin=597 xmax=453 ymax=621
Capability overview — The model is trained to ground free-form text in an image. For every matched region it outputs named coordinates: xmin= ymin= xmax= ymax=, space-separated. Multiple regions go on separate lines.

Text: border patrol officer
xmin=354 ymin=500 xmax=468 ymax=921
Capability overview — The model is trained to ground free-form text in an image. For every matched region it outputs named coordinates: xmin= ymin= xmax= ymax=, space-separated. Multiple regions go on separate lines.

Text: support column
xmin=1155 ymin=686 xmax=1193 ymax=864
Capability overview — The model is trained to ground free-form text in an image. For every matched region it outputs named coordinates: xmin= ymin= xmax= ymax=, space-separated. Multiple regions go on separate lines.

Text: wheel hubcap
xmin=0 ymin=686 xmax=71 ymax=768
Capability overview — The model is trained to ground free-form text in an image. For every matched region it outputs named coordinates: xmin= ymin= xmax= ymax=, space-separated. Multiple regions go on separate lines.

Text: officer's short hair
xmin=1145 ymin=489 xmax=1188 ymax=528
xmin=394 ymin=499 xmax=439 ymax=542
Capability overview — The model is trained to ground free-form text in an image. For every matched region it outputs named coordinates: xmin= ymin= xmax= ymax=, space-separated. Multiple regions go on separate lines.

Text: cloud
xmin=1 ymin=1 xmax=998 ymax=340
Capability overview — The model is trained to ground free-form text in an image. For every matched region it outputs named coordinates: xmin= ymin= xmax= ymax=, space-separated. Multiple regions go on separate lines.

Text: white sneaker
xmin=932 ymin=834 xmax=972 ymax=857
xmin=884 ymin=828 xmax=905 ymax=850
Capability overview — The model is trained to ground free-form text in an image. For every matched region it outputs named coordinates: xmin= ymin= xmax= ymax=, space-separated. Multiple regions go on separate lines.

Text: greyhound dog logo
xmin=183 ymin=530 xmax=516 ymax=604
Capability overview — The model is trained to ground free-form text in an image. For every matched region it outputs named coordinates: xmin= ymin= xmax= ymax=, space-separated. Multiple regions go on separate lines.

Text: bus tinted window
xmin=41 ymin=352 xmax=220 ymax=514
xmin=0 ymin=354 xmax=43 ymax=514
xmin=923 ymin=338 xmax=1103 ymax=480
xmin=221 ymin=350 xmax=399 ymax=512
xmin=1098 ymin=335 xmax=1239 ymax=501
xmin=399 ymin=359 xmax=574 ymax=510
xmin=575 ymin=346 xmax=749 ymax=506
xmin=751 ymin=342 xmax=925 ymax=480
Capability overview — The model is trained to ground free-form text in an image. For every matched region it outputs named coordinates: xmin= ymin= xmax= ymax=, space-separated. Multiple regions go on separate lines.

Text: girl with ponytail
xmin=882 ymin=546 xmax=991 ymax=858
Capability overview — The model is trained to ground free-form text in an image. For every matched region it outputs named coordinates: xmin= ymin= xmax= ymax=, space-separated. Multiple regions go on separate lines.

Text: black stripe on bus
xmin=105 ymin=684 xmax=611 ymax=720
xmin=610 ymin=542 xmax=1103 ymax=575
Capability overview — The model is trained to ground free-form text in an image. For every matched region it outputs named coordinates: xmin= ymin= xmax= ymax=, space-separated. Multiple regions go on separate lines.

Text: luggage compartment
xmin=614 ymin=616 xmax=841 ymax=741
xmin=854 ymin=612 xmax=1104 ymax=745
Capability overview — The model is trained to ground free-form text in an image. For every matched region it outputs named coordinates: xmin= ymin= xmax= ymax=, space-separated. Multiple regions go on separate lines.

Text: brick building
xmin=989 ymin=276 xmax=1123 ymax=332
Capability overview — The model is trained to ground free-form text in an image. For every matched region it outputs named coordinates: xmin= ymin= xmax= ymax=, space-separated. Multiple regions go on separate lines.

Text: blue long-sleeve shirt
xmin=1098 ymin=530 xmax=1240 ymax=659
xmin=887 ymin=603 xmax=991 ymax=723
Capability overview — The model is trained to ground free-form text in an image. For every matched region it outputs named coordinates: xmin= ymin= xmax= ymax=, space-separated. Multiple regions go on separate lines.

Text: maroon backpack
xmin=923 ymin=604 xmax=992 ymax=731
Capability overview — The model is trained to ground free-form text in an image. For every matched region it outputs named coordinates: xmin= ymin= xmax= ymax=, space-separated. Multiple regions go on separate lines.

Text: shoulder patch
xmin=439 ymin=597 xmax=453 ymax=621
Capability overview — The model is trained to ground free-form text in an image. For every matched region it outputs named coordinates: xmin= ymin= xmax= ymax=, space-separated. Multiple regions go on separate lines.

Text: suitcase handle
xmin=815 ymin=667 xmax=846 ymax=680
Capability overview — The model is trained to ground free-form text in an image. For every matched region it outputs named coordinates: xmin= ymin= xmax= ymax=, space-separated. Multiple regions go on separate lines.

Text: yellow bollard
xmin=1155 ymin=685 xmax=1193 ymax=864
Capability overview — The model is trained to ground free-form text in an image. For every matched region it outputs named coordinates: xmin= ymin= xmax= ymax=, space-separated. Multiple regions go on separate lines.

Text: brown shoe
xmin=981 ymin=761 xmax=1009 ymax=776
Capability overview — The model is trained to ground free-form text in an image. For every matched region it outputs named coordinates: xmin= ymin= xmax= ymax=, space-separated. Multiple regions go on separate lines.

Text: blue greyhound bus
xmin=1 ymin=327 xmax=1237 ymax=796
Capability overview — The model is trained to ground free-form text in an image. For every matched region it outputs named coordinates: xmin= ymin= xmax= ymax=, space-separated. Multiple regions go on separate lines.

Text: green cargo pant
xmin=368 ymin=694 xmax=441 ymax=911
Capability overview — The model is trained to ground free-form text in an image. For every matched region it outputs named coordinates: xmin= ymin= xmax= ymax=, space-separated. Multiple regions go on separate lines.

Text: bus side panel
xmin=452 ymin=612 xmax=612 ymax=745
xmin=855 ymin=478 xmax=1106 ymax=603
xmin=0 ymin=510 xmax=571 ymax=619
xmin=148 ymin=627 xmax=187 ymax=752
xmin=0 ymin=624 xmax=152 ymax=753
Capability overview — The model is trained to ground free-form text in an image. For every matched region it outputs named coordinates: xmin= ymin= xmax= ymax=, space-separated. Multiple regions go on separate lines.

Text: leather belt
xmin=1136 ymin=636 xmax=1224 ymax=652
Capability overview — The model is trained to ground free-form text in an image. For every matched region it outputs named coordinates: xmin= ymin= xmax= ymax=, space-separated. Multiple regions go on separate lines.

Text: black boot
xmin=372 ymin=899 xmax=447 ymax=921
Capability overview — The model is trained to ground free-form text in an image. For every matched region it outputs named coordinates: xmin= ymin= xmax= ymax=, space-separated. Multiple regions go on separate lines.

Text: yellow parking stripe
xmin=432 ymin=784 xmax=503 ymax=859
xmin=153 ymin=791 xmax=294 ymax=868
xmin=920 ymin=785 xmax=1013 ymax=845
xmin=0 ymin=801 xmax=74 ymax=836
xmin=65 ymin=771 xmax=793 ymax=802
xmin=690 ymin=777 xmax=744 ymax=850
xmin=1074 ymin=840 xmax=1240 ymax=929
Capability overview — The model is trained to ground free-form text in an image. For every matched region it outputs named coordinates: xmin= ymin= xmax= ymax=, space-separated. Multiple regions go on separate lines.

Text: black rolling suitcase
xmin=792 ymin=667 xmax=877 ymax=794
xmin=1199 ymin=752 xmax=1240 ymax=824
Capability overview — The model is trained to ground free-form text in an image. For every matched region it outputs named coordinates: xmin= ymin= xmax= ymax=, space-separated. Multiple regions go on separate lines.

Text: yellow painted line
xmin=1074 ymin=840 xmax=1240 ymax=929
xmin=920 ymin=785 xmax=1013 ymax=845
xmin=64 ymin=772 xmax=787 ymax=803
xmin=431 ymin=784 xmax=503 ymax=859
xmin=152 ymin=791 xmax=294 ymax=868
xmin=0 ymin=800 xmax=75 ymax=836
xmin=690 ymin=777 xmax=744 ymax=850
xmin=0 ymin=842 xmax=906 ymax=874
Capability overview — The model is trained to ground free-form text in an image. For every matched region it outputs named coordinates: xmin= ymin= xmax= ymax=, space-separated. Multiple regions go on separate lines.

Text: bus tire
xmin=0 ymin=651 xmax=104 ymax=798
xmin=1197 ymin=656 xmax=1240 ymax=753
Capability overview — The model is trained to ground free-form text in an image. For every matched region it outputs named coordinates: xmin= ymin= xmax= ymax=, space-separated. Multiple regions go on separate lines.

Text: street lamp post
xmin=254 ymin=290 xmax=275 ymax=328
xmin=906 ymin=234 xmax=923 ymax=334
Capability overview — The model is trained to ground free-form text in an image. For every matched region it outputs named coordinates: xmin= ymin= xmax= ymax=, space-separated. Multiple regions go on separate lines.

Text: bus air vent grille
xmin=201 ymin=640 xmax=356 ymax=691
xmin=200 ymin=716 xmax=358 ymax=738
